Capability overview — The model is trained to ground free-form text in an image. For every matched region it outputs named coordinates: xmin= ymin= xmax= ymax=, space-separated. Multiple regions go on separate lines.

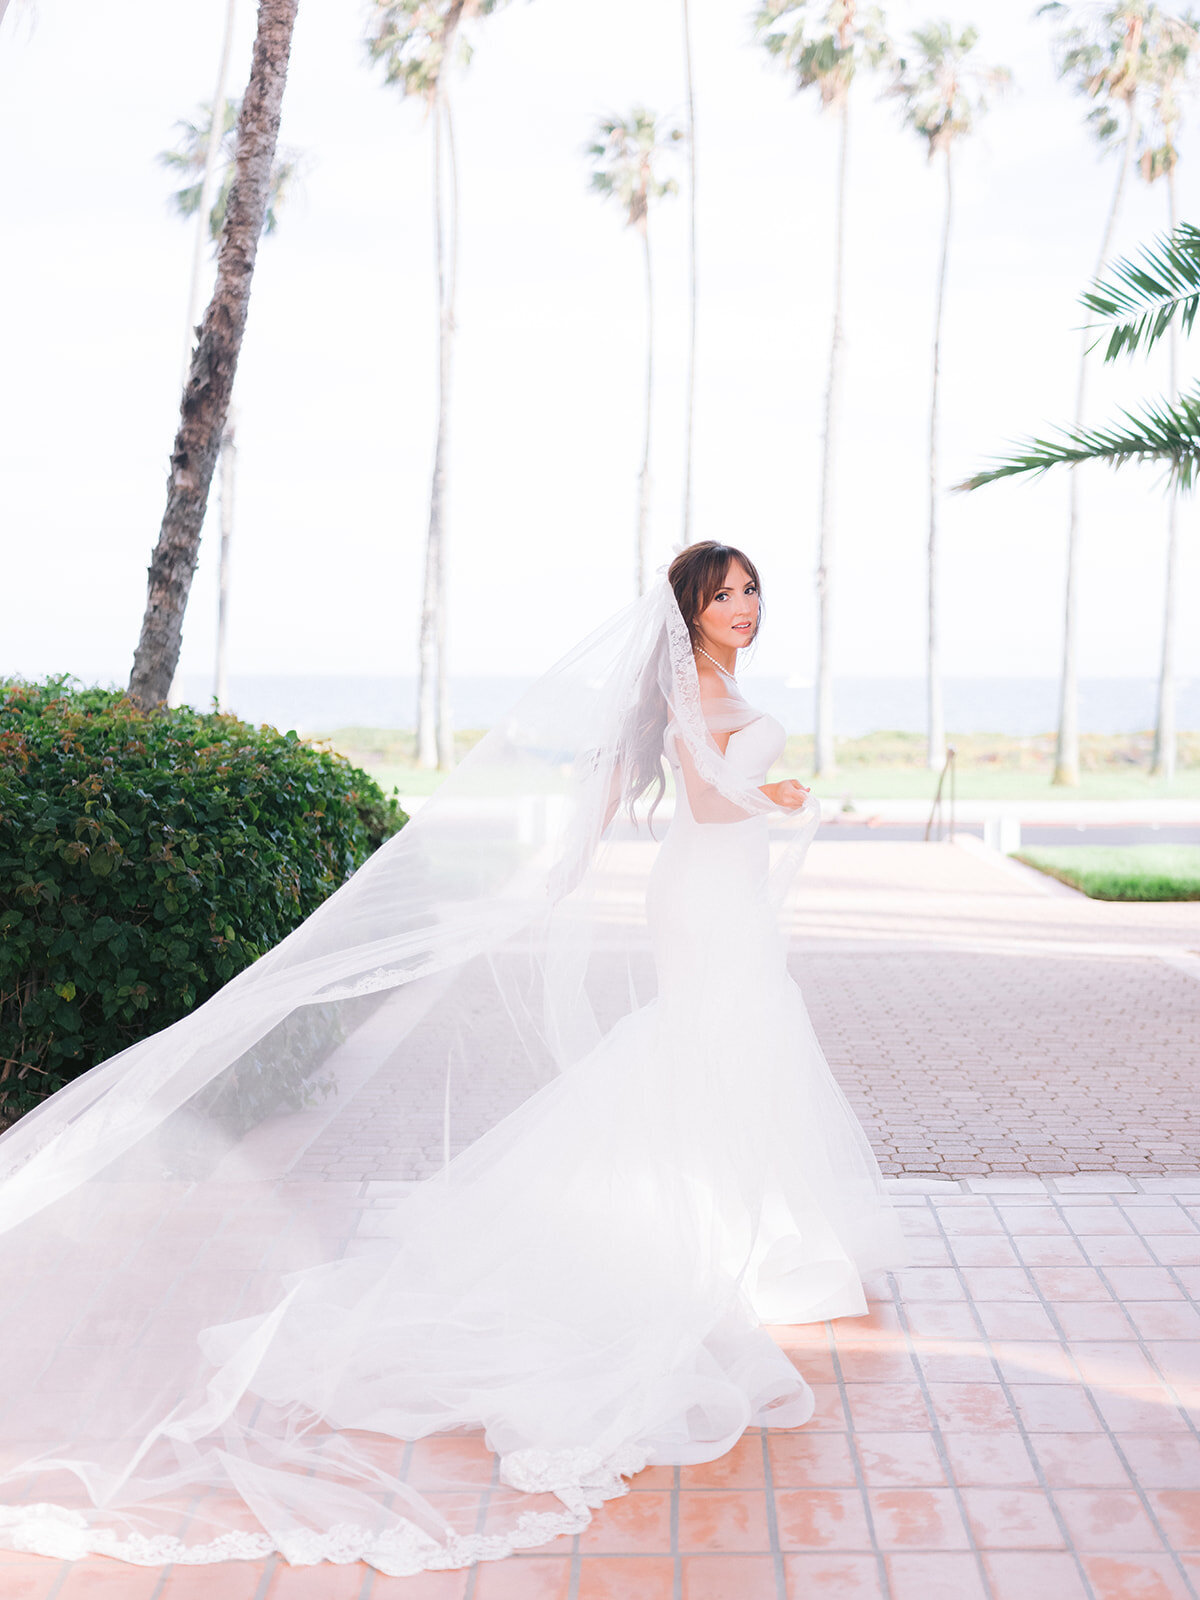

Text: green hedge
xmin=0 ymin=677 xmax=406 ymax=1127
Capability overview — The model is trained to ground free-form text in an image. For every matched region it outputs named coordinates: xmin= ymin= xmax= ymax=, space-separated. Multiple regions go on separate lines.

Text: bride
xmin=0 ymin=541 xmax=904 ymax=1576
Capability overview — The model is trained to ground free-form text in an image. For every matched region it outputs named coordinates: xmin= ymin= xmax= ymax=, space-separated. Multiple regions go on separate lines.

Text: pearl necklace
xmin=694 ymin=644 xmax=737 ymax=682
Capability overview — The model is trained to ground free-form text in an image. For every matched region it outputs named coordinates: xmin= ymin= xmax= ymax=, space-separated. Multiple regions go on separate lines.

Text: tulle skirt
xmin=0 ymin=813 xmax=903 ymax=1575
xmin=175 ymin=812 xmax=905 ymax=1569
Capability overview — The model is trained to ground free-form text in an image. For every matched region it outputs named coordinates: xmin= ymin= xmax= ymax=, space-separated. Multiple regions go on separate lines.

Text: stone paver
xmin=8 ymin=1183 xmax=1199 ymax=1599
xmin=789 ymin=842 xmax=1200 ymax=1179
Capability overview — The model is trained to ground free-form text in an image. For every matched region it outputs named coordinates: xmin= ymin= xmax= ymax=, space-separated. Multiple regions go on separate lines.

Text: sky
xmin=1 ymin=0 xmax=1198 ymax=701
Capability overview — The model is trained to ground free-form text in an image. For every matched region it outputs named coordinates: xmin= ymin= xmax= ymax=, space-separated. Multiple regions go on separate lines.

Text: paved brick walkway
xmin=5 ymin=1180 xmax=1198 ymax=1600
xmin=288 ymin=840 xmax=1199 ymax=1184
xmin=790 ymin=842 xmax=1200 ymax=1178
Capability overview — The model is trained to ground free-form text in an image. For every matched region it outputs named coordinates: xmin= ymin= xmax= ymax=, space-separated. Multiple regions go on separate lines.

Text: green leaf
xmin=0 ymin=676 xmax=405 ymax=1125
xmin=957 ymin=385 xmax=1200 ymax=493
xmin=1082 ymin=222 xmax=1200 ymax=363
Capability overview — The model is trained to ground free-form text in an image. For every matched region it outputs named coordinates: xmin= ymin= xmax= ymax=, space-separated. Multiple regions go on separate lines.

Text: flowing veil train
xmin=0 ymin=573 xmax=903 ymax=1575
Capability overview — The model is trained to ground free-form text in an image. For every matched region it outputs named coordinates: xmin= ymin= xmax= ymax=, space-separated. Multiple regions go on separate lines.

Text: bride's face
xmin=695 ymin=561 xmax=759 ymax=653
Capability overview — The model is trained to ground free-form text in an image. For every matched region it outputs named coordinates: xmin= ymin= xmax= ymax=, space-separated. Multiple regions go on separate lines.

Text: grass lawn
xmin=1013 ymin=845 xmax=1200 ymax=900
xmin=315 ymin=726 xmax=1200 ymax=804
xmin=787 ymin=731 xmax=1200 ymax=803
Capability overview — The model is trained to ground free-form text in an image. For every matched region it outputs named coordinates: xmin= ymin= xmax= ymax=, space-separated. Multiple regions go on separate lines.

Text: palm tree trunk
xmin=636 ymin=215 xmax=654 ymax=596
xmin=814 ymin=96 xmax=849 ymax=778
xmin=129 ymin=0 xmax=298 ymax=710
xmin=926 ymin=145 xmax=952 ymax=773
xmin=1055 ymin=100 xmax=1138 ymax=785
xmin=414 ymin=7 xmax=467 ymax=770
xmin=417 ymin=87 xmax=452 ymax=770
xmin=681 ymin=0 xmax=697 ymax=548
xmin=1152 ymin=164 xmax=1180 ymax=781
xmin=436 ymin=93 xmax=459 ymax=773
xmin=214 ymin=415 xmax=237 ymax=711
xmin=183 ymin=0 xmax=239 ymax=388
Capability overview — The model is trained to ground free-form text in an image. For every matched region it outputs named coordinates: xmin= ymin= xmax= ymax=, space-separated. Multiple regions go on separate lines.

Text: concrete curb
xmin=883 ymin=1173 xmax=1200 ymax=1195
xmin=949 ymin=831 xmax=1089 ymax=898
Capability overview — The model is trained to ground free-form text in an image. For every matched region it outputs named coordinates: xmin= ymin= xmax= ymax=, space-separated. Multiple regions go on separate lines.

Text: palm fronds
xmin=886 ymin=21 xmax=1009 ymax=156
xmin=159 ymin=98 xmax=301 ymax=241
xmin=364 ymin=0 xmax=508 ymax=102
xmin=1039 ymin=1 xmax=1154 ymax=147
xmin=957 ymin=385 xmax=1200 ymax=492
xmin=1083 ymin=220 xmax=1200 ymax=360
xmin=586 ymin=111 xmax=682 ymax=232
xmin=753 ymin=0 xmax=891 ymax=106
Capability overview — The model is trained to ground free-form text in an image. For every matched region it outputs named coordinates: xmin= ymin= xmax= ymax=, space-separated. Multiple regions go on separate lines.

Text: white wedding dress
xmin=0 ymin=579 xmax=903 ymax=1575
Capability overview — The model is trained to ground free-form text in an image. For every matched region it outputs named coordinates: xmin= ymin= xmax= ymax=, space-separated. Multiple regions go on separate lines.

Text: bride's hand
xmin=761 ymin=778 xmax=810 ymax=810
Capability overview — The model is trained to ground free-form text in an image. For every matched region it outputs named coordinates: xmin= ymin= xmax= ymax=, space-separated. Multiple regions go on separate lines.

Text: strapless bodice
xmin=664 ymin=706 xmax=786 ymax=785
xmin=722 ymin=711 xmax=786 ymax=784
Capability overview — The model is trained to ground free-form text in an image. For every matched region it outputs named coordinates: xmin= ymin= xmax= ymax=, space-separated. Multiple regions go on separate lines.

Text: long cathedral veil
xmin=0 ymin=575 xmax=889 ymax=1574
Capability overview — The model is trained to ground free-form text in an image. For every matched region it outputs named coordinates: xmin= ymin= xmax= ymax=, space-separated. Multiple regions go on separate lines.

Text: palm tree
xmin=366 ymin=0 xmax=508 ymax=772
xmin=587 ymin=111 xmax=682 ymax=597
xmin=128 ymin=0 xmax=300 ymax=709
xmin=160 ymin=99 xmax=301 ymax=712
xmin=681 ymin=0 xmax=698 ymax=547
xmin=178 ymin=0 xmax=239 ymax=391
xmin=755 ymin=0 xmax=891 ymax=778
xmin=1139 ymin=13 xmax=1199 ymax=778
xmin=889 ymin=23 xmax=1009 ymax=772
xmin=1039 ymin=1 xmax=1155 ymax=786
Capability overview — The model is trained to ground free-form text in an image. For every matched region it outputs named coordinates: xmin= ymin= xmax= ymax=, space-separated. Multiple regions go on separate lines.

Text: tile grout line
xmin=759 ymin=1417 xmax=787 ymax=1600
xmin=826 ymin=1295 xmax=891 ymax=1600
xmin=1030 ymin=1189 xmax=1198 ymax=1597
xmin=986 ymin=1190 xmax=1143 ymax=1600
xmin=928 ymin=1191 xmax=1097 ymax=1600
xmin=884 ymin=1174 xmax=1200 ymax=1196
xmin=359 ymin=1436 xmax=414 ymax=1600
xmin=42 ymin=1563 xmax=69 ymax=1600
xmin=566 ymin=1520 xmax=581 ymax=1600
xmin=671 ymin=1464 xmax=681 ymax=1600
xmin=1084 ymin=1193 xmax=1200 ymax=1600
xmin=893 ymin=1198 xmax=997 ymax=1600
xmin=252 ymin=1554 xmax=279 ymax=1600
xmin=463 ymin=1447 xmax=499 ymax=1600
xmin=1104 ymin=1193 xmax=1200 ymax=1453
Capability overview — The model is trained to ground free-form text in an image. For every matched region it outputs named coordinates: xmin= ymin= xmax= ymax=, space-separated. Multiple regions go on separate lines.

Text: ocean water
xmin=170 ymin=673 xmax=1200 ymax=739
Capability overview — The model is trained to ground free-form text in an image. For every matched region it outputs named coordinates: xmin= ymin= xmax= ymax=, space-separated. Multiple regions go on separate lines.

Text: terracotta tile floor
xmin=5 ymin=1179 xmax=1198 ymax=1600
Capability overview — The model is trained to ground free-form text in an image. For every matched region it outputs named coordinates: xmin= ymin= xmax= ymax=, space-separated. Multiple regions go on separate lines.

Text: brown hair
xmin=621 ymin=542 xmax=764 ymax=831
xmin=667 ymin=541 xmax=764 ymax=647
